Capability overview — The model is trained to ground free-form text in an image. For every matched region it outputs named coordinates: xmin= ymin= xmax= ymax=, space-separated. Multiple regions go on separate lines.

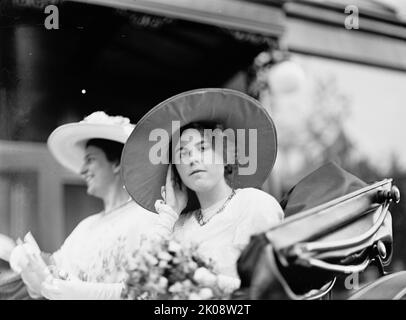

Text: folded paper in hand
xmin=9 ymin=232 xmax=47 ymax=274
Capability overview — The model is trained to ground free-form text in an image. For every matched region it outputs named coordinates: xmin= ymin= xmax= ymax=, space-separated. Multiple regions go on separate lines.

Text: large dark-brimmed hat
xmin=121 ymin=88 xmax=278 ymax=212
xmin=48 ymin=112 xmax=135 ymax=174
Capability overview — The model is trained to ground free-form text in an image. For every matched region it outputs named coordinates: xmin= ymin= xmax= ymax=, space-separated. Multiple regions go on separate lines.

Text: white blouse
xmin=155 ymin=188 xmax=284 ymax=282
xmin=52 ymin=201 xmax=158 ymax=283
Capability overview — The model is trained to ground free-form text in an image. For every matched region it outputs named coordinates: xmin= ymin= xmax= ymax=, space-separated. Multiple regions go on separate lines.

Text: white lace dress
xmin=52 ymin=201 xmax=158 ymax=283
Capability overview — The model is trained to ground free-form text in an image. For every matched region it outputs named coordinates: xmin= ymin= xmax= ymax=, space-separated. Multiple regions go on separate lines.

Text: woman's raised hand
xmin=161 ymin=165 xmax=188 ymax=215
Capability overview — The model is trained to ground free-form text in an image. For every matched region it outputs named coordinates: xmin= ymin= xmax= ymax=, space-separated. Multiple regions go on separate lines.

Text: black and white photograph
xmin=0 ymin=0 xmax=406 ymax=308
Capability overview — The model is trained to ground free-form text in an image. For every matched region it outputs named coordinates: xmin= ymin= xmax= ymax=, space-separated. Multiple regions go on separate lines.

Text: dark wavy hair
xmin=85 ymin=139 xmax=124 ymax=165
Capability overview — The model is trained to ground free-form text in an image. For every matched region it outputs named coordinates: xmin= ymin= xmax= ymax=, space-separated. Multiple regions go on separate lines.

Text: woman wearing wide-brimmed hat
xmin=9 ymin=112 xmax=158 ymax=299
xmin=122 ymin=89 xmax=284 ymax=290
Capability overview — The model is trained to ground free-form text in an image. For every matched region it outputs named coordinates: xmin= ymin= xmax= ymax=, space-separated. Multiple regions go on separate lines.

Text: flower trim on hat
xmin=81 ymin=111 xmax=130 ymax=127
xmin=81 ymin=111 xmax=135 ymax=135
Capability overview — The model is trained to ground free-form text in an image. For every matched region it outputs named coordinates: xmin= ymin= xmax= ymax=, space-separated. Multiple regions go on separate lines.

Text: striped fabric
xmin=0 ymin=260 xmax=30 ymax=300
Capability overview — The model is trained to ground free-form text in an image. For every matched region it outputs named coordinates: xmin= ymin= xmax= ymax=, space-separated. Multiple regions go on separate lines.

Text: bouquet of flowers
xmin=121 ymin=237 xmax=236 ymax=300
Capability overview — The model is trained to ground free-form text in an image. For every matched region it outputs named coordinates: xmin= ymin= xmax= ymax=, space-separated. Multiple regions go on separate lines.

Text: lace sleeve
xmin=153 ymin=200 xmax=180 ymax=239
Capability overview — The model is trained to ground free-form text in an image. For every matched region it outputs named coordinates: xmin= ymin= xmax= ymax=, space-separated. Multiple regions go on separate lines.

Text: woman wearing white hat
xmin=9 ymin=112 xmax=158 ymax=299
xmin=122 ymin=89 xmax=284 ymax=291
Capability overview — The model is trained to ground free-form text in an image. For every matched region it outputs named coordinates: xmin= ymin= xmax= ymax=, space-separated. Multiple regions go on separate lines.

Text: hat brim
xmin=122 ymin=88 xmax=277 ymax=213
xmin=47 ymin=123 xmax=132 ymax=174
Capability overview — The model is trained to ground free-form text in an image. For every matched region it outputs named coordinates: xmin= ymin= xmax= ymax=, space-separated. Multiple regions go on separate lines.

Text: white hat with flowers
xmin=47 ymin=111 xmax=135 ymax=174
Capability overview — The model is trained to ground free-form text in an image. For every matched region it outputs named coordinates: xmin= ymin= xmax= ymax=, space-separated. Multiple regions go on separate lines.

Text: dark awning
xmin=69 ymin=0 xmax=286 ymax=36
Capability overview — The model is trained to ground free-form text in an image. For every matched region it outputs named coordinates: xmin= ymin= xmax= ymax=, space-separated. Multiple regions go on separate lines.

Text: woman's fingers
xmin=165 ymin=165 xmax=172 ymax=187
xmin=161 ymin=186 xmax=166 ymax=200
xmin=162 ymin=164 xmax=188 ymax=213
xmin=28 ymin=257 xmax=49 ymax=277
xmin=167 ymin=165 xmax=180 ymax=188
xmin=26 ymin=249 xmax=45 ymax=268
xmin=9 ymin=245 xmax=27 ymax=273
xmin=41 ymin=278 xmax=61 ymax=300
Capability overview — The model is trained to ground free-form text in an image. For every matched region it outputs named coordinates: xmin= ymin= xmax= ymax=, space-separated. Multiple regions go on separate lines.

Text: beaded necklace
xmin=195 ymin=190 xmax=236 ymax=226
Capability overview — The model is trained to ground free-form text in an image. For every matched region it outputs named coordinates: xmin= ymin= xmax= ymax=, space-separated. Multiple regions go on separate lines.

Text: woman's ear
xmin=112 ymin=162 xmax=121 ymax=175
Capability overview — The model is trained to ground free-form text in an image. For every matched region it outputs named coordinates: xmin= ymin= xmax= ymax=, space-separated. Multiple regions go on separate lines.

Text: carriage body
xmin=237 ymin=163 xmax=403 ymax=300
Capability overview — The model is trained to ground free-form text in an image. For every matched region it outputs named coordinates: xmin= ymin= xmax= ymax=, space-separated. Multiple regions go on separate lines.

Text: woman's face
xmin=174 ymin=128 xmax=225 ymax=193
xmin=80 ymin=145 xmax=118 ymax=198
